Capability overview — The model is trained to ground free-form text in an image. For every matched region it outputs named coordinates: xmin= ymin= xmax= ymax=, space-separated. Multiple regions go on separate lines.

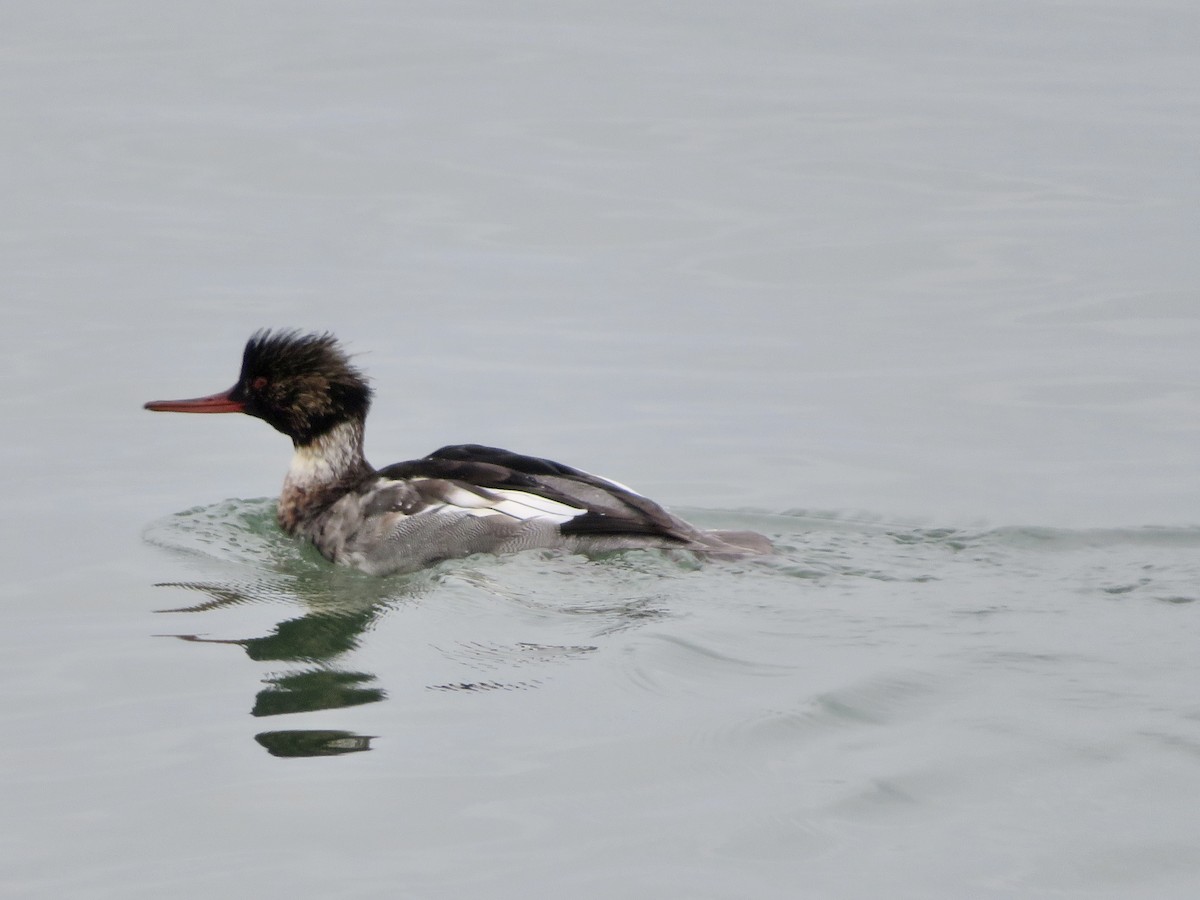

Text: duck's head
xmin=144 ymin=330 xmax=372 ymax=445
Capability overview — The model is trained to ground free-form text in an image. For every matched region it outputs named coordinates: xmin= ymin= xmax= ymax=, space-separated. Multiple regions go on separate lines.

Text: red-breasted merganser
xmin=145 ymin=330 xmax=772 ymax=575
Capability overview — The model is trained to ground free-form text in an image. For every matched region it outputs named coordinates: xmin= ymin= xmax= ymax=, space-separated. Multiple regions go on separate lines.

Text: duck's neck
xmin=278 ymin=419 xmax=374 ymax=534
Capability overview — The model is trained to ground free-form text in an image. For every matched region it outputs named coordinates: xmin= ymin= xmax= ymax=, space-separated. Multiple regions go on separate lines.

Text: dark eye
xmin=252 ymin=376 xmax=269 ymax=391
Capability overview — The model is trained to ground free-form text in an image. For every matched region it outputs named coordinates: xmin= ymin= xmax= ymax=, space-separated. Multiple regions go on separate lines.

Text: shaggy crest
xmin=234 ymin=329 xmax=372 ymax=444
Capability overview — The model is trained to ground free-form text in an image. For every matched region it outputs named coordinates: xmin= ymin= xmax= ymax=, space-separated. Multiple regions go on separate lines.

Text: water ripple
xmin=751 ymin=671 xmax=946 ymax=739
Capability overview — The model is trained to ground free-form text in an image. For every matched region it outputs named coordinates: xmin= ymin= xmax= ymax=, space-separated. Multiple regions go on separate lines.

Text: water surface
xmin=3 ymin=1 xmax=1200 ymax=897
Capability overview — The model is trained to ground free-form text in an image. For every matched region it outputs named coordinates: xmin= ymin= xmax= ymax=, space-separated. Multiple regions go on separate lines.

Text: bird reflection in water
xmin=155 ymin=577 xmax=401 ymax=758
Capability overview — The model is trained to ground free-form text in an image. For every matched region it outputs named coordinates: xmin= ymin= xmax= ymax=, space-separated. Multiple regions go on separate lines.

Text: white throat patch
xmin=284 ymin=420 xmax=365 ymax=489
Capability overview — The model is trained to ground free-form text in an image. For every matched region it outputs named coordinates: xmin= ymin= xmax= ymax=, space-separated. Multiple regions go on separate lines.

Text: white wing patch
xmin=439 ymin=484 xmax=497 ymax=510
xmin=437 ymin=484 xmax=585 ymax=524
xmin=487 ymin=489 xmax=586 ymax=523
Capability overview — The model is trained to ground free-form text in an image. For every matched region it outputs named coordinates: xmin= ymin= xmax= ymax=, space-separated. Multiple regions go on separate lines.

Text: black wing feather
xmin=376 ymin=444 xmax=692 ymax=543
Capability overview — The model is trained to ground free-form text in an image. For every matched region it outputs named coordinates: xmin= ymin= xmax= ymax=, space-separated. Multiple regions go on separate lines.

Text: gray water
xmin=3 ymin=2 xmax=1200 ymax=897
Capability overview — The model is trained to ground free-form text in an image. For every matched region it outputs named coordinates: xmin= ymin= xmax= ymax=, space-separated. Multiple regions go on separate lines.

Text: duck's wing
xmin=374 ymin=444 xmax=695 ymax=542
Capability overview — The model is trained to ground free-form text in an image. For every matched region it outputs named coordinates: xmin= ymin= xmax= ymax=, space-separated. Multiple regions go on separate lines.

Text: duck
xmin=145 ymin=330 xmax=772 ymax=575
